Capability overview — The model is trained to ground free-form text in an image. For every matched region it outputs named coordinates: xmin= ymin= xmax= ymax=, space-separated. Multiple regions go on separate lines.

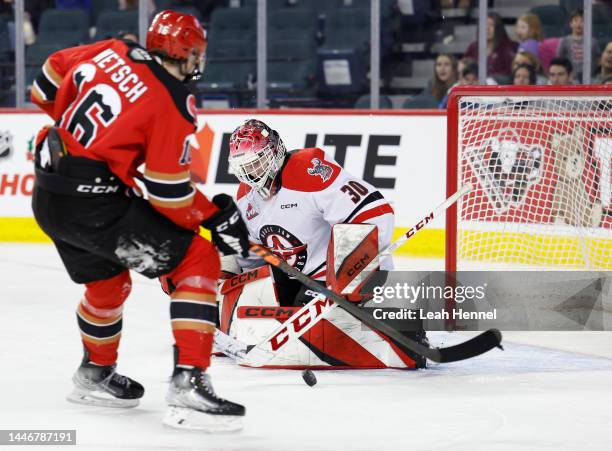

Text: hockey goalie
xmin=217 ymin=119 xmax=427 ymax=369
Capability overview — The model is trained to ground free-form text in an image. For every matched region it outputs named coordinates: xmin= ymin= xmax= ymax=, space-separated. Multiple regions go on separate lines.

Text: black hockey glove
xmin=202 ymin=194 xmax=249 ymax=258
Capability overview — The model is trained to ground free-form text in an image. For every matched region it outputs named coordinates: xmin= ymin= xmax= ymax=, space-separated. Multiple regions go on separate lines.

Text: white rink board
xmin=0 ymin=111 xmax=447 ymax=228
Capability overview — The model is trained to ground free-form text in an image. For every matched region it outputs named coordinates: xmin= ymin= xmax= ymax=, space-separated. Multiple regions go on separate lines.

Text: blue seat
xmin=242 ymin=0 xmax=297 ymax=10
xmin=529 ymin=5 xmax=567 ymax=38
xmin=38 ymin=9 xmax=89 ymax=46
xmin=208 ymin=8 xmax=255 ymax=43
xmin=354 ymin=94 xmax=393 ymax=109
xmin=402 ymin=94 xmax=438 ymax=109
xmin=268 ymin=39 xmax=317 ymax=94
xmin=268 ymin=9 xmax=318 ymax=42
xmin=206 ymin=39 xmax=255 ymax=61
xmin=593 ymin=4 xmax=612 ymax=44
xmin=93 ymin=10 xmax=138 ymax=41
xmin=322 ymin=8 xmax=370 ymax=52
xmin=90 ymin=0 xmax=117 ymax=26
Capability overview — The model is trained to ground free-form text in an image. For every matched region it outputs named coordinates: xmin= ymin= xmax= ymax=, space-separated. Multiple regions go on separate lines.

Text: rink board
xmin=1 ymin=109 xmax=609 ymax=264
xmin=0 ymin=109 xmax=447 ymax=257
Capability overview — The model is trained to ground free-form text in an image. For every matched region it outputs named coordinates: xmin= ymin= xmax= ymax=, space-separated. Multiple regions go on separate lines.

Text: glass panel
xmin=0 ymin=2 xmax=14 ymax=106
xmin=264 ymin=0 xmax=357 ymax=109
xmin=196 ymin=1 xmax=256 ymax=109
xmin=22 ymin=1 xmax=603 ymax=111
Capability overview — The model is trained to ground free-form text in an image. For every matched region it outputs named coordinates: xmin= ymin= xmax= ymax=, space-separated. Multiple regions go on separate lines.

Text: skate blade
xmin=66 ymin=388 xmax=139 ymax=408
xmin=163 ymin=406 xmax=243 ymax=433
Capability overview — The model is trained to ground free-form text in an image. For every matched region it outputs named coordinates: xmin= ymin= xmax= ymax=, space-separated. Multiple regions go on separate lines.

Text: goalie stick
xmin=243 ymin=183 xmax=502 ymax=364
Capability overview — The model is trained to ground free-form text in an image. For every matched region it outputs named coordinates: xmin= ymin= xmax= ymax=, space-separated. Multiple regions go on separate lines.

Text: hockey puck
xmin=301 ymin=369 xmax=317 ymax=387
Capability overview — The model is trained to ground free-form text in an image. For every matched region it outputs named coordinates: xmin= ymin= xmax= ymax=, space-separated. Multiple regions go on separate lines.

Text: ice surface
xmin=1 ymin=244 xmax=612 ymax=450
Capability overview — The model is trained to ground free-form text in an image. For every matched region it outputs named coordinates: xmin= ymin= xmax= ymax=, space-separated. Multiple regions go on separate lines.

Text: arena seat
xmin=208 ymin=8 xmax=255 ymax=43
xmin=402 ymin=93 xmax=438 ymax=109
xmin=354 ymin=94 xmax=393 ymax=109
xmin=268 ymin=9 xmax=318 ymax=42
xmin=530 ymin=5 xmax=567 ymax=38
xmin=38 ymin=9 xmax=89 ymax=46
xmin=268 ymin=39 xmax=317 ymax=95
xmin=93 ymin=10 xmax=138 ymax=41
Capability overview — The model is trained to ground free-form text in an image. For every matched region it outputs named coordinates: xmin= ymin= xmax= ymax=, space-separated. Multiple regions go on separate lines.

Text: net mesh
xmin=456 ymin=95 xmax=611 ymax=270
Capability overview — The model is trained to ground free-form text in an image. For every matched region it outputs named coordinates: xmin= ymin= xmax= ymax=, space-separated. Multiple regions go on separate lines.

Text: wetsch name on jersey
xmin=92 ymin=48 xmax=148 ymax=103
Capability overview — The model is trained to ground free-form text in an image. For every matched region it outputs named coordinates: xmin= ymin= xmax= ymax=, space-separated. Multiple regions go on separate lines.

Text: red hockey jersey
xmin=31 ymin=38 xmax=217 ymax=231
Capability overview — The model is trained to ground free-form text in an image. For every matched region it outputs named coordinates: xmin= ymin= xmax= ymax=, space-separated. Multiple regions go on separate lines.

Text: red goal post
xmin=445 ymin=85 xmax=612 ymax=272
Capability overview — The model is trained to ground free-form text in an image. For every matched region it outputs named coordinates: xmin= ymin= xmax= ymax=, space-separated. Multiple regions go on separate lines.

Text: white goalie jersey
xmin=235 ymin=147 xmax=395 ymax=276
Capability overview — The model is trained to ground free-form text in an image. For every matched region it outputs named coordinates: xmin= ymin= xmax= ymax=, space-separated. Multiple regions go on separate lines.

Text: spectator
xmin=539 ymin=38 xmax=561 ymax=71
xmin=593 ymin=41 xmax=612 ymax=83
xmin=512 ymin=63 xmax=536 ymax=86
xmin=602 ymin=74 xmax=612 ymax=84
xmin=427 ymin=53 xmax=458 ymax=103
xmin=457 ymin=57 xmax=475 ymax=78
xmin=548 ymin=57 xmax=573 ymax=85
xmin=438 ymin=61 xmax=479 ymax=109
xmin=460 ymin=62 xmax=479 ymax=85
xmin=465 ymin=12 xmax=518 ymax=77
xmin=511 ymin=50 xmax=547 ymax=84
xmin=556 ymin=8 xmax=600 ymax=82
xmin=515 ymin=13 xmax=544 ymax=58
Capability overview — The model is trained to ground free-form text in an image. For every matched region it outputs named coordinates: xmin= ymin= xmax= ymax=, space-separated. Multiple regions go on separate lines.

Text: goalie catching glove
xmin=202 ymin=194 xmax=249 ymax=257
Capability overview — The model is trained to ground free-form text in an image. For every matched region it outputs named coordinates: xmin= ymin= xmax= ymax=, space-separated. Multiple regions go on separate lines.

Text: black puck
xmin=301 ymin=369 xmax=317 ymax=387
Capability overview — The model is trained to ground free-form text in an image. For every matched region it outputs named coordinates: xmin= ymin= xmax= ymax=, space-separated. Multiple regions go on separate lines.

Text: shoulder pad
xmin=281 ymin=148 xmax=341 ymax=192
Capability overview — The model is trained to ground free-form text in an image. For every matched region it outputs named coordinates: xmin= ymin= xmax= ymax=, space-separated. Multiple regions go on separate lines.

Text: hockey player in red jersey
xmin=218 ymin=120 xmax=427 ymax=369
xmin=31 ymin=11 xmax=247 ymax=431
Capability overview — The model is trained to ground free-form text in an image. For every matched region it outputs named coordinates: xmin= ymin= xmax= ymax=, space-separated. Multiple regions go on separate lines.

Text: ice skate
xmin=66 ymin=353 xmax=144 ymax=408
xmin=163 ymin=366 xmax=245 ymax=432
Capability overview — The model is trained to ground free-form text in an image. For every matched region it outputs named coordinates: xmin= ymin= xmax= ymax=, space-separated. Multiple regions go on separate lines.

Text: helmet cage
xmin=229 ymin=128 xmax=286 ymax=198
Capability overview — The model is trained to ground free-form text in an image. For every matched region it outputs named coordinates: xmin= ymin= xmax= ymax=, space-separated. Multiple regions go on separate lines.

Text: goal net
xmin=446 ymin=86 xmax=611 ymax=271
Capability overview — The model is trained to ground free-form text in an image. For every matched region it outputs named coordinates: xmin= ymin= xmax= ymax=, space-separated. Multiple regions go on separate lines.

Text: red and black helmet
xmin=146 ymin=10 xmax=207 ymax=62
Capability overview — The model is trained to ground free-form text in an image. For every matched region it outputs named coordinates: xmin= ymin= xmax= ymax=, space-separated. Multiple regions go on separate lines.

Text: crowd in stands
xmin=0 ymin=0 xmax=611 ymax=108
xmin=423 ymin=4 xmax=612 ymax=110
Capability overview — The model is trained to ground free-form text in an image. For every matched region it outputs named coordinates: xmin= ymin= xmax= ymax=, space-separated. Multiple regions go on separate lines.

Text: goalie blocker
xmin=217 ymin=224 xmax=427 ymax=369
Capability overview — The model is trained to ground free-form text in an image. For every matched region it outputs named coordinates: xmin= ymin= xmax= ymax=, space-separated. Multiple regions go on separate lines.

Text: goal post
xmin=446 ymin=85 xmax=612 ymax=272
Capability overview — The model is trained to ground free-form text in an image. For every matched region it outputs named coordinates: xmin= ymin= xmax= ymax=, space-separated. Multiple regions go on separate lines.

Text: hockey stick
xmin=248 ymin=183 xmax=503 ymax=364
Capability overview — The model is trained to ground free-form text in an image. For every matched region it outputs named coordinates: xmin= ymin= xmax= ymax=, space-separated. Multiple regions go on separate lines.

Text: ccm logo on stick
xmin=76 ymin=184 xmax=120 ymax=194
xmin=406 ymin=212 xmax=434 ymax=238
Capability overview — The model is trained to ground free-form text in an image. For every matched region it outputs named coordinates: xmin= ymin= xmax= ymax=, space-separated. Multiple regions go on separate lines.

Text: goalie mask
xmin=228 ymin=120 xmax=287 ymax=198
